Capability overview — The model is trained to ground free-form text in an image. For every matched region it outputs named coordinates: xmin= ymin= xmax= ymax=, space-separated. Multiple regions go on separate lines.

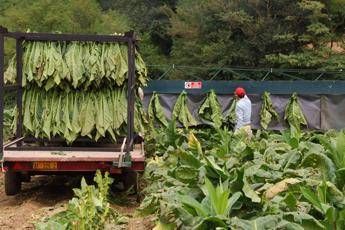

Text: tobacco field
xmin=139 ymin=124 xmax=345 ymax=229
xmin=136 ymin=91 xmax=345 ymax=229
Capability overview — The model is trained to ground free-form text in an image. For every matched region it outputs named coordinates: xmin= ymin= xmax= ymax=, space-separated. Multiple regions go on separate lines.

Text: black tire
xmin=122 ymin=170 xmax=138 ymax=194
xmin=5 ymin=171 xmax=21 ymax=196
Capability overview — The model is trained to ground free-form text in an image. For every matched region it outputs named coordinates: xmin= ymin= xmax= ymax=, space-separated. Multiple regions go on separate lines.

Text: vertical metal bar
xmin=126 ymin=33 xmax=136 ymax=154
xmin=15 ymin=38 xmax=23 ymax=143
xmin=0 ymin=33 xmax=4 ymax=159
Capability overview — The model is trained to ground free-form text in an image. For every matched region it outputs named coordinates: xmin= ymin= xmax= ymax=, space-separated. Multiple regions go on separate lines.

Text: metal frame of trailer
xmin=0 ymin=26 xmax=144 ymax=191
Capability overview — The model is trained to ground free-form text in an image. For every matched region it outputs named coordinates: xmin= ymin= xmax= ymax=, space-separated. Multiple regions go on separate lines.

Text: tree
xmin=0 ymin=0 xmax=131 ymax=64
xmin=97 ymin=0 xmax=177 ymax=76
xmin=167 ymin=0 xmax=298 ymax=67
xmin=0 ymin=0 xmax=344 ymax=77
xmin=0 ymin=0 xmax=130 ymax=34
xmin=266 ymin=0 xmax=345 ymax=70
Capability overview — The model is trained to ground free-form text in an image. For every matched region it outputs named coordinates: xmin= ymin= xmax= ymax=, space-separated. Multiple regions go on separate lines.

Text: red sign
xmin=185 ymin=81 xmax=202 ymax=89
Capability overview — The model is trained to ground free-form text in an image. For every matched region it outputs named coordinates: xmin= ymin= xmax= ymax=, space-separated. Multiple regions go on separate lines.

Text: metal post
xmin=126 ymin=31 xmax=135 ymax=155
xmin=15 ymin=38 xmax=23 ymax=143
xmin=0 ymin=33 xmax=4 ymax=159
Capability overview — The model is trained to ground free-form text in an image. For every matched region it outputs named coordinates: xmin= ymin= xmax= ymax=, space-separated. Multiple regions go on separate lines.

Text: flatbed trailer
xmin=3 ymin=140 xmax=145 ymax=173
xmin=0 ymin=26 xmax=144 ymax=195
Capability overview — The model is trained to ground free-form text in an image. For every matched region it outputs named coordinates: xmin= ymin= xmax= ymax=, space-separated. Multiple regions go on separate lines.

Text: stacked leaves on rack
xmin=5 ymin=41 xmax=147 ymax=89
xmin=23 ymin=86 xmax=128 ymax=143
xmin=5 ymin=39 xmax=148 ymax=143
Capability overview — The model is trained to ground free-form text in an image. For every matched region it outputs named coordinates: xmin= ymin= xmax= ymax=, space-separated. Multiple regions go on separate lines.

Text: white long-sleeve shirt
xmin=235 ymin=95 xmax=252 ymax=130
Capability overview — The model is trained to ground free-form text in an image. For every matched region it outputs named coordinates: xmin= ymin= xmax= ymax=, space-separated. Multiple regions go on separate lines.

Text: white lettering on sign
xmin=184 ymin=81 xmax=202 ymax=89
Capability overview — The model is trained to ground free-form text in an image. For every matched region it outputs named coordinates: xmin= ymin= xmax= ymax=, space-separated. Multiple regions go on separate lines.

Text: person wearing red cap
xmin=234 ymin=87 xmax=252 ymax=138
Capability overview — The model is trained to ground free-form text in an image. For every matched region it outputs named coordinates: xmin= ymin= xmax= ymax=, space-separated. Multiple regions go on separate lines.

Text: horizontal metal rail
xmin=22 ymin=136 xmax=126 ymax=143
xmin=5 ymin=31 xmax=136 ymax=43
xmin=3 ymin=85 xmax=19 ymax=91
xmin=4 ymin=146 xmax=129 ymax=152
xmin=147 ymin=64 xmax=344 ymax=74
xmin=148 ymin=64 xmax=345 ymax=81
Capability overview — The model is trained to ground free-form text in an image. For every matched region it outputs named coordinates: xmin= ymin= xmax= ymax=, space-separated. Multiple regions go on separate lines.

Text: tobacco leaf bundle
xmin=284 ymin=93 xmax=307 ymax=137
xmin=224 ymin=98 xmax=237 ymax=126
xmin=260 ymin=92 xmax=279 ymax=129
xmin=172 ymin=91 xmax=197 ymax=127
xmin=198 ymin=90 xmax=223 ymax=128
xmin=5 ymin=41 xmax=148 ymax=89
xmin=148 ymin=92 xmax=168 ymax=128
xmin=22 ymin=87 xmax=132 ymax=143
xmin=135 ymin=99 xmax=149 ymax=137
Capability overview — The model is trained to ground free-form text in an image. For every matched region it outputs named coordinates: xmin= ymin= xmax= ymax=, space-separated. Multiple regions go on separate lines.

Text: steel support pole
xmin=15 ymin=39 xmax=23 ymax=143
xmin=0 ymin=33 xmax=4 ymax=159
xmin=126 ymin=32 xmax=136 ymax=155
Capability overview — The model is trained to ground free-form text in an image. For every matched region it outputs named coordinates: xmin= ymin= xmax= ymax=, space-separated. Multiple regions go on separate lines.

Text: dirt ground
xmin=0 ymin=173 xmax=154 ymax=230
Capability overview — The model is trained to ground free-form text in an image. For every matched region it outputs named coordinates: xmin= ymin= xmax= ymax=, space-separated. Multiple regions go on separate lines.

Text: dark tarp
xmin=143 ymin=93 xmax=344 ymax=130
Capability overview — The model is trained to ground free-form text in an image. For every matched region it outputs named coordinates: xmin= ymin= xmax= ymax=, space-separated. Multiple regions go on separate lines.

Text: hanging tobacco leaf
xmin=198 ymin=90 xmax=223 ymax=128
xmin=172 ymin=91 xmax=197 ymax=127
xmin=260 ymin=91 xmax=279 ymax=129
xmin=135 ymin=99 xmax=149 ymax=136
xmin=284 ymin=93 xmax=307 ymax=138
xmin=224 ymin=98 xmax=237 ymax=126
xmin=148 ymin=92 xmax=168 ymax=127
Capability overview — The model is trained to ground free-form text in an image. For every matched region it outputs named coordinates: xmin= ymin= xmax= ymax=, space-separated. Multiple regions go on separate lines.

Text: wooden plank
xmin=3 ymin=150 xmax=145 ymax=162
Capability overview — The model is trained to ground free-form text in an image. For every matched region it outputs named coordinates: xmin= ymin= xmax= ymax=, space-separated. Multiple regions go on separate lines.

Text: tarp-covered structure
xmin=144 ymin=80 xmax=345 ymax=130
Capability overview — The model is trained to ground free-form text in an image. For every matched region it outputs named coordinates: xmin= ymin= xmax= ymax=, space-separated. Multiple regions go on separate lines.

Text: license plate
xmin=33 ymin=162 xmax=58 ymax=170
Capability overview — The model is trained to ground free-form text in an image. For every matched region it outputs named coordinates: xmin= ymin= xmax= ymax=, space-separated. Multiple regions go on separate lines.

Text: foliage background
xmin=0 ymin=0 xmax=344 ymax=79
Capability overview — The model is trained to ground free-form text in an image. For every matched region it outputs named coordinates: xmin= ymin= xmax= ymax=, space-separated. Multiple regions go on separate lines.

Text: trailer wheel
xmin=5 ymin=171 xmax=21 ymax=196
xmin=122 ymin=170 xmax=138 ymax=194
xmin=20 ymin=172 xmax=31 ymax=182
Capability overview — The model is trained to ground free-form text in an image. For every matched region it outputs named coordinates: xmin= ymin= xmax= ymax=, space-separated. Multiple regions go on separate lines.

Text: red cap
xmin=235 ymin=87 xmax=246 ymax=98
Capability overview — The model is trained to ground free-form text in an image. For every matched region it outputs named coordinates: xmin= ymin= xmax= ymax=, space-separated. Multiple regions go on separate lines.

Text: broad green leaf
xmin=203 ymin=178 xmax=230 ymax=216
xmin=228 ymin=192 xmax=242 ymax=215
xmin=300 ymin=186 xmax=324 ymax=214
xmin=153 ymin=220 xmax=176 ymax=230
xmin=283 ymin=212 xmax=325 ymax=230
xmin=230 ymin=215 xmax=281 ymax=230
xmin=242 ymin=176 xmax=261 ymax=203
xmin=196 ymin=216 xmax=228 ymax=229
xmin=301 ymin=145 xmax=336 ymax=183
xmin=188 ymin=132 xmax=203 ymax=155
xmin=173 ymin=165 xmax=199 ymax=183
xmin=179 ymin=194 xmax=209 ymax=217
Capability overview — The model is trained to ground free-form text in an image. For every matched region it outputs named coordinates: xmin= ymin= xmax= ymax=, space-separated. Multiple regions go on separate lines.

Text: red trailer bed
xmin=2 ymin=149 xmax=145 ymax=173
xmin=3 ymin=150 xmax=145 ymax=162
xmin=1 ymin=141 xmax=146 ymax=195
